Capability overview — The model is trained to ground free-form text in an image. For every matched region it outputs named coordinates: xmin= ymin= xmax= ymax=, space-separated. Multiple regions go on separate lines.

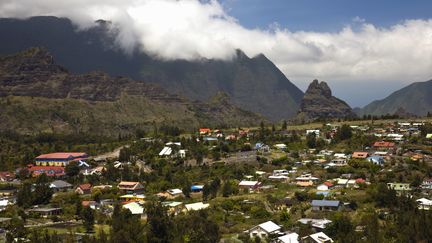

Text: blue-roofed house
xmin=191 ymin=185 xmax=204 ymax=193
xmin=366 ymin=156 xmax=385 ymax=165
xmin=311 ymin=200 xmax=341 ymax=211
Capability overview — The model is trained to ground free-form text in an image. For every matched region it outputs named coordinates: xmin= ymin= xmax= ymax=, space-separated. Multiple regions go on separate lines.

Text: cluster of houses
xmin=248 ymin=220 xmax=334 ymax=242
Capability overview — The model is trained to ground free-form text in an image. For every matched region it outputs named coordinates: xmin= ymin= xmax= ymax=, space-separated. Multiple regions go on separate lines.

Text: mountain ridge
xmin=358 ymin=79 xmax=432 ymax=116
xmin=0 ymin=47 xmax=264 ymax=136
xmin=0 ymin=16 xmax=304 ymax=121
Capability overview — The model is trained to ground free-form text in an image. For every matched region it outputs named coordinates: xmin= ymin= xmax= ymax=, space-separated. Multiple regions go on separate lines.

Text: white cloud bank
xmin=1 ymin=0 xmax=432 ymax=88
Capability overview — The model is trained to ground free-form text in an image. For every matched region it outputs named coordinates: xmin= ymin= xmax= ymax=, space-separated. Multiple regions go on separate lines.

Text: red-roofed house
xmin=0 ymin=172 xmax=15 ymax=182
xmin=75 ymin=183 xmax=92 ymax=195
xmin=199 ymin=128 xmax=211 ymax=135
xmin=27 ymin=165 xmax=65 ymax=177
xmin=118 ymin=181 xmax=145 ymax=194
xmin=352 ymin=152 xmax=369 ymax=159
xmin=373 ymin=141 xmax=395 ymax=150
xmin=35 ymin=152 xmax=88 ymax=167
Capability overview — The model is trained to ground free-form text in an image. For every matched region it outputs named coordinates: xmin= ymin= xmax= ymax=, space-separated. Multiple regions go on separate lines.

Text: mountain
xmin=358 ymin=80 xmax=432 ymax=116
xmin=0 ymin=16 xmax=304 ymax=121
xmin=0 ymin=47 xmax=264 ymax=136
xmin=295 ymin=79 xmax=355 ymax=122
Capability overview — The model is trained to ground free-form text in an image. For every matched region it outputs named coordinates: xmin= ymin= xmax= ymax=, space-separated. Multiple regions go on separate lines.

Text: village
xmin=0 ymin=118 xmax=432 ymax=242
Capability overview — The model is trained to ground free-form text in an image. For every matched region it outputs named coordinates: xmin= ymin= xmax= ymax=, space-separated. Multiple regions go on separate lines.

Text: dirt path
xmin=92 ymin=145 xmax=130 ymax=161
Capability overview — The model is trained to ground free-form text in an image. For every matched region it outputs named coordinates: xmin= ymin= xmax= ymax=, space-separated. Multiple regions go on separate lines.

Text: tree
xmin=65 ymin=161 xmax=80 ymax=177
xmin=306 ymin=132 xmax=316 ymax=148
xmin=325 ymin=213 xmax=356 ymax=243
xmin=145 ymin=201 xmax=174 ymax=243
xmin=17 ymin=182 xmax=32 ymax=208
xmin=281 ymin=120 xmax=287 ymax=130
xmin=81 ymin=206 xmax=95 ymax=233
xmin=336 ymin=124 xmax=353 ymax=141
xmin=32 ymin=174 xmax=53 ymax=205
xmin=111 ymin=204 xmax=145 ymax=243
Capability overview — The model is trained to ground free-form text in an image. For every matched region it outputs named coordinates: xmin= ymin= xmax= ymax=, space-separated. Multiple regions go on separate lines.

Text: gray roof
xmin=311 ymin=200 xmax=340 ymax=207
xmin=50 ymin=180 xmax=72 ymax=189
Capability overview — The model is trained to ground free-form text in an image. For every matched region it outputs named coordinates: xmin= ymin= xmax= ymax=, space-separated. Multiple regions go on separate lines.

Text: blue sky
xmin=219 ymin=0 xmax=432 ymax=107
xmin=221 ymin=0 xmax=432 ymax=32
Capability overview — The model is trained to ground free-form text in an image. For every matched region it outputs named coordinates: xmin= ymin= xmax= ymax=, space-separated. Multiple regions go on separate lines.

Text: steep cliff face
xmin=296 ymin=80 xmax=355 ymax=122
xmin=0 ymin=16 xmax=304 ymax=121
xmin=0 ymin=48 xmax=264 ymax=136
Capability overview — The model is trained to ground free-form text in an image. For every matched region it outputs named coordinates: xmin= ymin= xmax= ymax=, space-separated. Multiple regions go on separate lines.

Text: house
xmin=366 ymin=156 xmax=385 ymax=165
xmin=248 ymin=220 xmax=281 ymax=239
xmin=191 ymin=185 xmax=204 ymax=193
xmin=119 ymin=194 xmax=146 ymax=204
xmin=35 ymin=152 xmax=88 ymax=167
xmin=387 ymin=183 xmax=411 ymax=193
xmin=277 ymin=232 xmax=299 ymax=243
xmin=295 ymin=174 xmax=319 ymax=187
xmin=82 ymin=200 xmax=99 ymax=210
xmin=158 ymin=189 xmax=183 ymax=199
xmin=416 ymin=198 xmax=432 ymax=210
xmin=75 ymin=183 xmax=92 ymax=195
xmin=302 ymin=232 xmax=334 ymax=243
xmin=82 ymin=166 xmax=105 ymax=176
xmin=311 ymin=200 xmax=341 ymax=211
xmin=352 ymin=152 xmax=369 ymax=159
xmin=167 ymin=188 xmax=183 ymax=197
xmin=118 ymin=181 xmax=145 ymax=194
xmin=238 ymin=181 xmax=261 ymax=190
xmin=274 ymin=143 xmax=287 ymax=150
xmin=199 ymin=128 xmax=211 ymax=135
xmin=162 ymin=201 xmax=184 ymax=215
xmin=0 ymin=199 xmax=9 ymax=211
xmin=28 ymin=207 xmax=62 ymax=218
xmin=306 ymin=130 xmax=320 ymax=136
xmin=373 ymin=141 xmax=395 ymax=150
xmin=421 ymin=178 xmax=432 ymax=190
xmin=49 ymin=180 xmax=73 ymax=192
xmin=123 ymin=202 xmax=144 ymax=215
xmin=159 ymin=147 xmax=172 ymax=157
xmin=27 ymin=165 xmax=65 ymax=177
xmin=0 ymin=172 xmax=15 ymax=182
xmin=298 ymin=218 xmax=332 ymax=230
xmin=317 ymin=184 xmax=329 ymax=191
xmin=184 ymin=202 xmax=209 ymax=211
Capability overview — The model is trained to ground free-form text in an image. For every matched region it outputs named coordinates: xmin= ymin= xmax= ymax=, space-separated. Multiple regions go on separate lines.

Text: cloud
xmin=1 ymin=0 xmax=432 ymax=88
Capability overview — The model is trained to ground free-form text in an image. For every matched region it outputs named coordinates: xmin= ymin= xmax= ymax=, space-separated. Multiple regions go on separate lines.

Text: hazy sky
xmin=1 ymin=0 xmax=432 ymax=107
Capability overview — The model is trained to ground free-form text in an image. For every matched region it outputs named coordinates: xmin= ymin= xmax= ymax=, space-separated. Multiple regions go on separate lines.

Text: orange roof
xmin=373 ymin=141 xmax=395 ymax=148
xmin=352 ymin=152 xmax=369 ymax=158
xmin=36 ymin=152 xmax=87 ymax=159
xmin=79 ymin=183 xmax=92 ymax=190
xmin=324 ymin=181 xmax=333 ymax=187
xmin=199 ymin=128 xmax=211 ymax=132
xmin=118 ymin=181 xmax=139 ymax=186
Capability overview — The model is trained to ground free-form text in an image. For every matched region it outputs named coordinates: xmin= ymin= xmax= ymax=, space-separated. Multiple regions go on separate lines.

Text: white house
xmin=277 ymin=232 xmax=299 ymax=243
xmin=302 ymin=232 xmax=334 ymax=243
xmin=248 ymin=220 xmax=281 ymax=239
xmin=184 ymin=202 xmax=209 ymax=211
xmin=123 ymin=202 xmax=144 ymax=215
xmin=317 ymin=184 xmax=329 ymax=191
xmin=306 ymin=130 xmax=320 ymax=136
xmin=417 ymin=198 xmax=432 ymax=210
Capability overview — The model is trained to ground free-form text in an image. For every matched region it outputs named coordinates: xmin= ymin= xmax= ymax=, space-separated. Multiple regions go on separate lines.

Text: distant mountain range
xmin=0 ymin=47 xmax=263 ymax=136
xmin=0 ymin=16 xmax=304 ymax=121
xmin=357 ymin=79 xmax=432 ymax=117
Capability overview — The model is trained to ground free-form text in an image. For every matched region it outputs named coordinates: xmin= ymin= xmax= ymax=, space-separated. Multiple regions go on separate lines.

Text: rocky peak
xmin=307 ymin=79 xmax=332 ymax=98
xmin=295 ymin=79 xmax=356 ymax=122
